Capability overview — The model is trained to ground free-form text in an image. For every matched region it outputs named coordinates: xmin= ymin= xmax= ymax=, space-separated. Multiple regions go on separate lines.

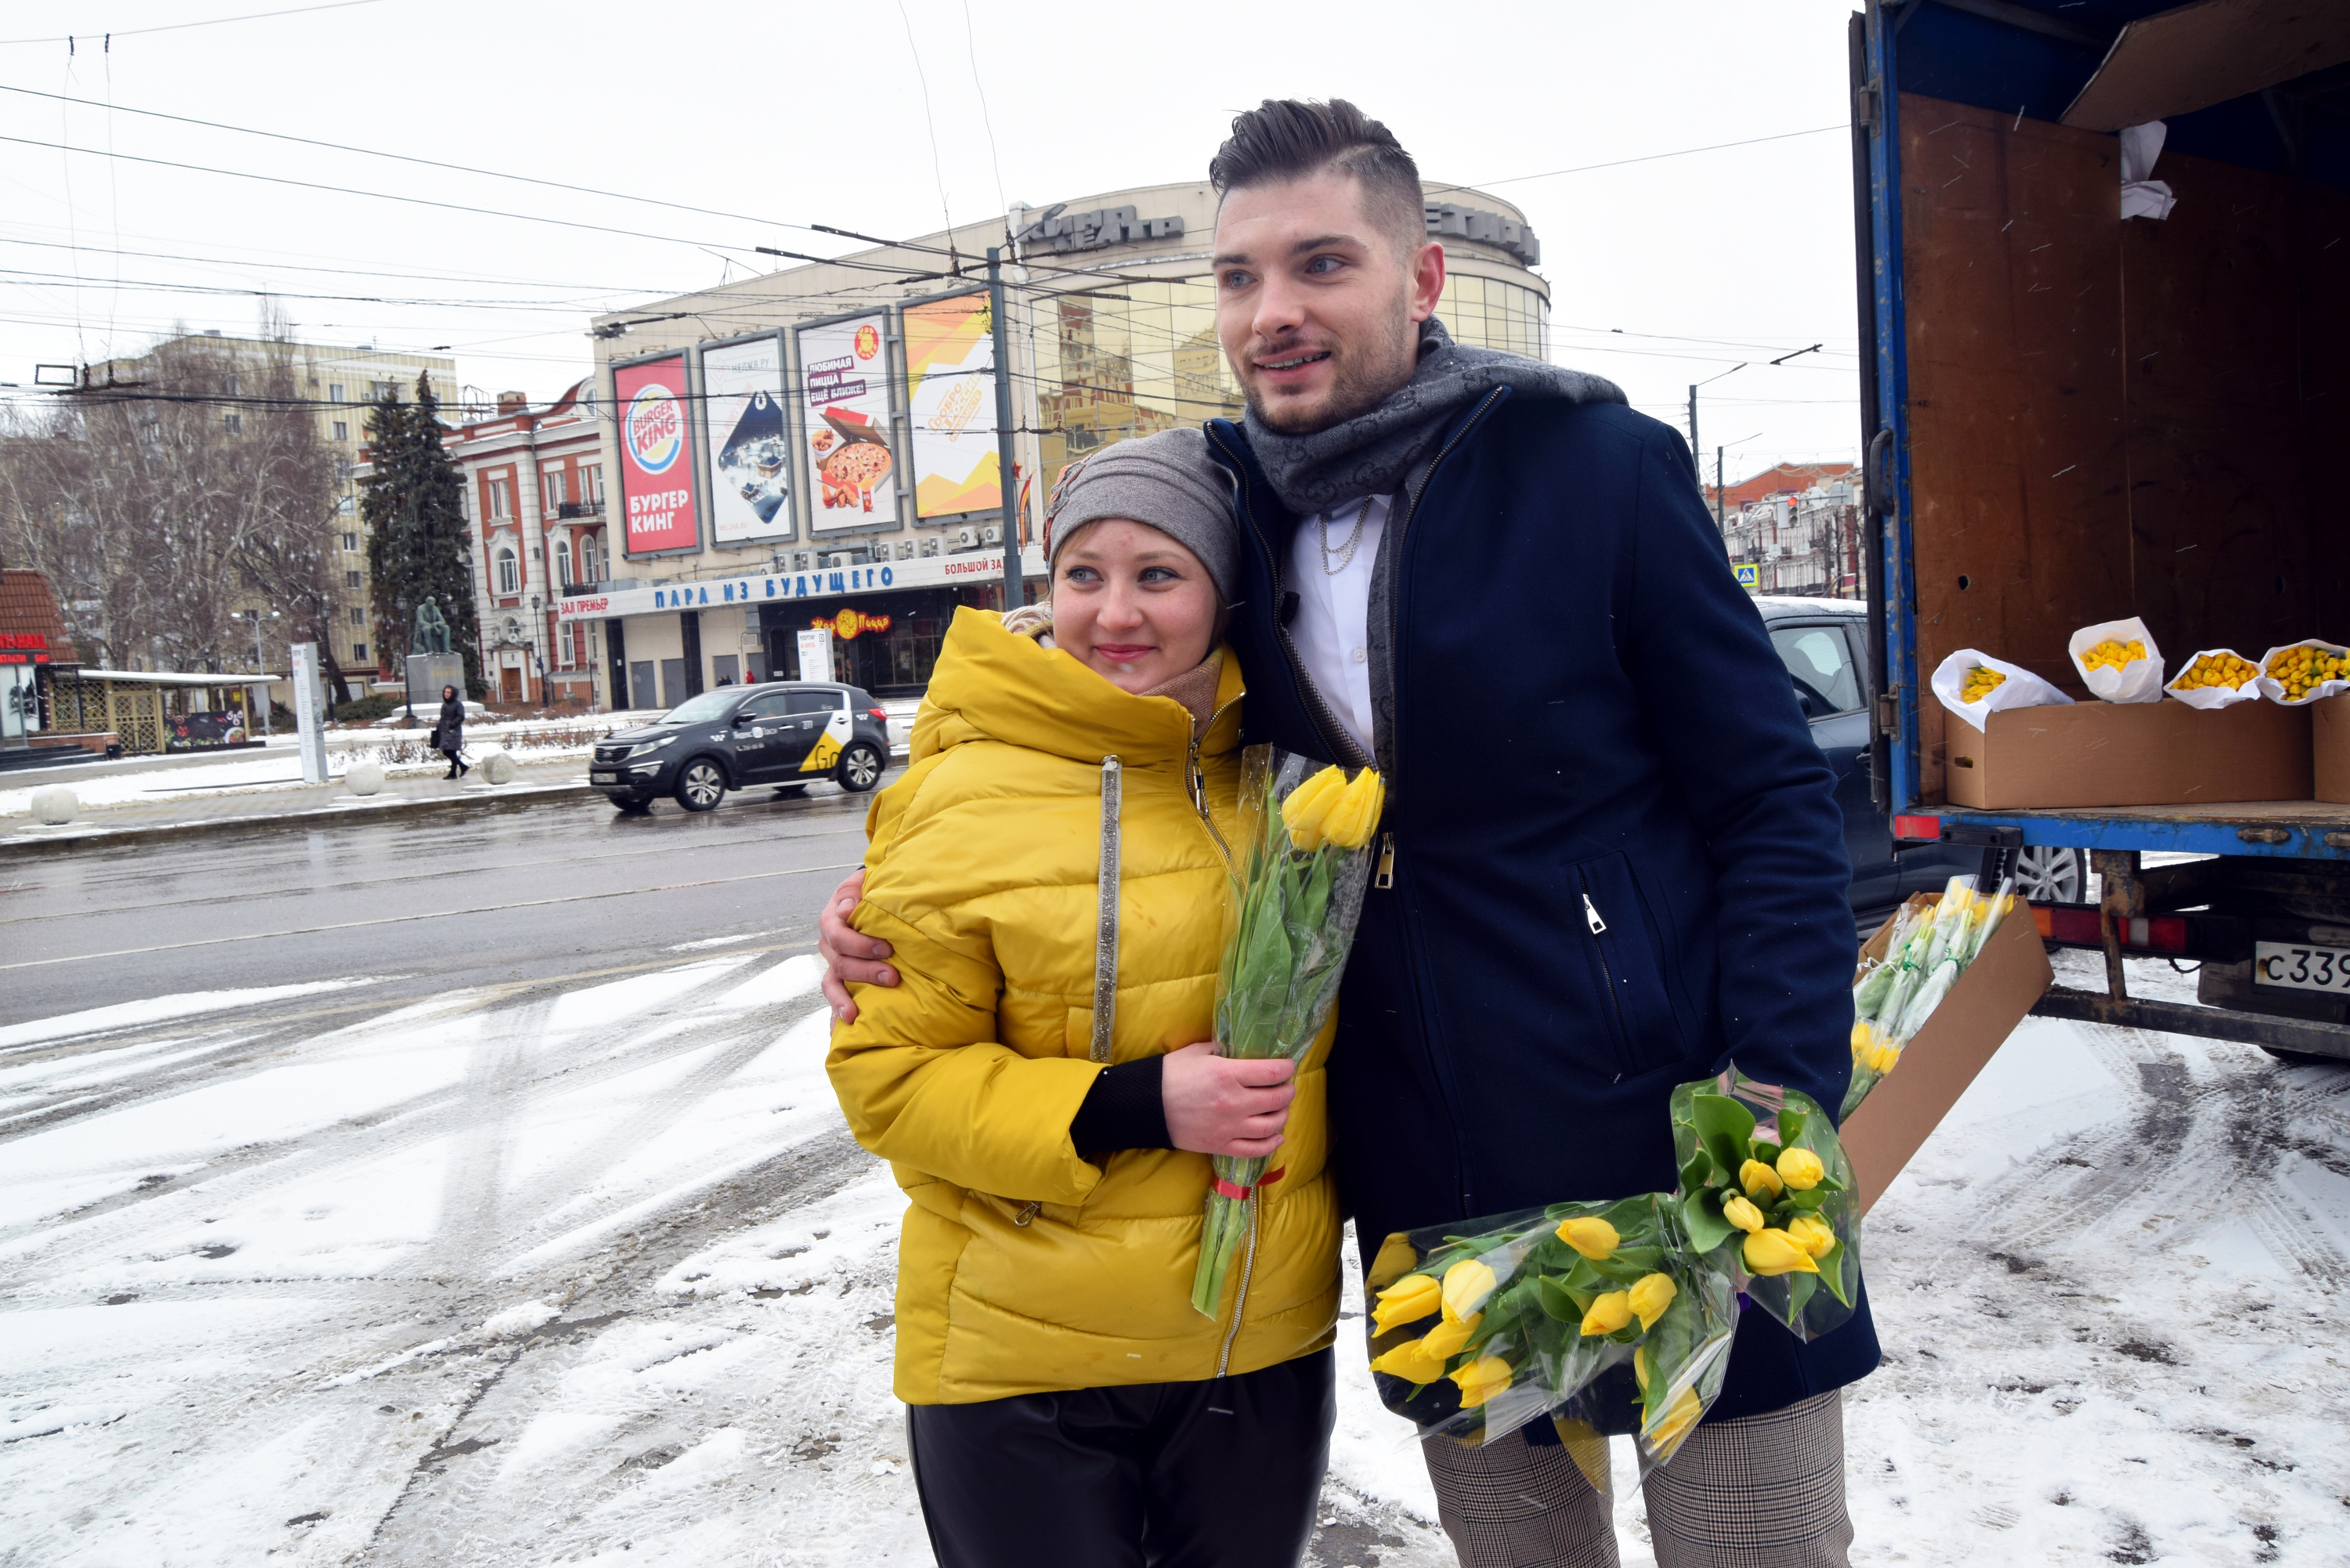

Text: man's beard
xmin=1243 ymin=310 xmax=1418 ymax=435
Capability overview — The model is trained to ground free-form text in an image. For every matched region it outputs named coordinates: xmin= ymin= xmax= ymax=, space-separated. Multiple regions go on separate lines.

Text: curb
xmin=0 ymin=779 xmax=605 ymax=857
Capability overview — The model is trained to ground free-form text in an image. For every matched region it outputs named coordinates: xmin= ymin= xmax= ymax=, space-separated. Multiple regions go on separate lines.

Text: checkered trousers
xmin=1423 ymin=1392 xmax=1853 ymax=1568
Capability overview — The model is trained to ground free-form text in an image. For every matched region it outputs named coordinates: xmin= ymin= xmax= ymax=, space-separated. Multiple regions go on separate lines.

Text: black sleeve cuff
xmin=1068 ymin=1054 xmax=1171 ymax=1158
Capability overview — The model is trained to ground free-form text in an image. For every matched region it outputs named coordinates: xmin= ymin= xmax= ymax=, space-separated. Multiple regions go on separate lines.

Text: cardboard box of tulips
xmin=1932 ymin=616 xmax=2319 ymax=809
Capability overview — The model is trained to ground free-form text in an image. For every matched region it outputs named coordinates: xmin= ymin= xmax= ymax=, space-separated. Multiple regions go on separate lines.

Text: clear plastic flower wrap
xmin=1844 ymin=873 xmax=2018 ymax=1117
xmin=1363 ymin=1192 xmax=1738 ymax=1479
xmin=1189 ymin=746 xmax=1383 ymax=1317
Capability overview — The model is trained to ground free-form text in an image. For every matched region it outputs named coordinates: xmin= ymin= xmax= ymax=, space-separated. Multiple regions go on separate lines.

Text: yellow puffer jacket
xmin=828 ymin=607 xmax=1340 ymax=1404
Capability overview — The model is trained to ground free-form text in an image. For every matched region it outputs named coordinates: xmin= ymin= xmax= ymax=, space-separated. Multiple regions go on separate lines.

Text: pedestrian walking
xmin=434 ymin=685 xmax=468 ymax=779
xmin=825 ymin=429 xmax=1341 ymax=1568
xmin=824 ymin=99 xmax=1873 ymax=1567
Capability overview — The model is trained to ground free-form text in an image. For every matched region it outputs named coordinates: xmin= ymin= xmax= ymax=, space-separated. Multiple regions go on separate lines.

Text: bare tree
xmin=0 ymin=311 xmax=346 ymax=693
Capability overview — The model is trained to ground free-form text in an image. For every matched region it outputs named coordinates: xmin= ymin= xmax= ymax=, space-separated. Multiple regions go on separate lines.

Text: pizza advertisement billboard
xmin=796 ymin=313 xmax=898 ymax=533
xmin=699 ymin=334 xmax=796 ymax=547
xmin=614 ymin=355 xmax=700 ymax=557
xmin=902 ymin=292 xmax=1000 ymax=520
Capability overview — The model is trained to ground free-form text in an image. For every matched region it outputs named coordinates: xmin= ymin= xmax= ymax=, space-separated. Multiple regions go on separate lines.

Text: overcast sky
xmin=0 ymin=0 xmax=1870 ymax=479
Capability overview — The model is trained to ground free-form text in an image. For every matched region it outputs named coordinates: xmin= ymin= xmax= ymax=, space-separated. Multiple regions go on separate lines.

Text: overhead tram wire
xmin=0 ymin=1 xmax=390 ymax=46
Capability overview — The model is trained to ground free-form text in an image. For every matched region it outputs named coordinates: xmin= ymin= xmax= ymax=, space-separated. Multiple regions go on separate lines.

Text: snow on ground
xmin=0 ymin=716 xmax=627 ymax=819
xmin=2 ymin=947 xmax=2346 ymax=1566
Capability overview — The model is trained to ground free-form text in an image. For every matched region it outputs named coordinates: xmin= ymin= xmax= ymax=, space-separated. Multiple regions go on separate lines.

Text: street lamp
xmin=530 ymin=595 xmax=548 ymax=710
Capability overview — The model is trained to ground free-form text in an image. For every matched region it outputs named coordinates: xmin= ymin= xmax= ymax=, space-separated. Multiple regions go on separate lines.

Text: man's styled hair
xmin=1207 ymin=99 xmax=1426 ymax=255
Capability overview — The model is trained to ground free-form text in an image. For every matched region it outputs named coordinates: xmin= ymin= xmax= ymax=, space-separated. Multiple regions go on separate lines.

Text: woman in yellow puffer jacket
xmin=826 ymin=429 xmax=1341 ymax=1568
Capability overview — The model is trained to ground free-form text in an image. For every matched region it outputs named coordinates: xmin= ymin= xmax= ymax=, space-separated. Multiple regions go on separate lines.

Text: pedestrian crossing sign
xmin=1734 ymin=563 xmax=1759 ymax=590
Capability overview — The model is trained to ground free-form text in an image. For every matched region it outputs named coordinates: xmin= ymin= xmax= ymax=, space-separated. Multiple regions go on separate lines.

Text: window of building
xmin=345 ymin=569 xmax=363 ymax=589
xmin=353 ymin=641 xmax=368 ymax=662
xmin=540 ymin=466 xmax=568 ymax=512
xmin=224 ymin=374 xmax=240 ymax=396
xmin=557 ymin=623 xmax=578 ymax=670
xmin=371 ymin=380 xmax=397 ymax=400
xmin=350 ymin=607 xmax=366 ymax=626
xmin=579 ymin=533 xmax=603 ymax=584
xmin=495 ymin=546 xmax=519 ymax=596
xmin=578 ymin=464 xmax=602 ymax=504
xmin=342 ymin=531 xmax=359 ymax=551
xmin=332 ymin=421 xmax=349 ymax=442
xmin=551 ymin=537 xmax=573 ymax=587
xmin=486 ymin=477 xmax=512 ymax=520
xmin=329 ymin=383 xmax=345 ymax=403
xmin=337 ymin=495 xmax=356 ymax=514
xmin=224 ymin=413 xmax=242 ymax=433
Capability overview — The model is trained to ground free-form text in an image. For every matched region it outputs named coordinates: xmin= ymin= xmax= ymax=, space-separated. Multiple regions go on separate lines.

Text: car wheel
xmin=2011 ymin=845 xmax=2084 ymax=903
xmin=837 ymin=741 xmax=884 ymax=793
xmin=674 ymin=760 xmax=727 ymax=813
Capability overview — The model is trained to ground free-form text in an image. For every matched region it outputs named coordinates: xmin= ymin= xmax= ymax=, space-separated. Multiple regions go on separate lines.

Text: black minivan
xmin=1755 ymin=597 xmax=2084 ymax=931
xmin=591 ymin=682 xmax=892 ymax=813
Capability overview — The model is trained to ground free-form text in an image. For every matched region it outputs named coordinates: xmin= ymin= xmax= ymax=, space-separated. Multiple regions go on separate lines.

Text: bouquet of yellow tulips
xmin=1671 ymin=1069 xmax=1858 ymax=1337
xmin=1362 ymin=1192 xmax=1737 ymax=1476
xmin=1189 ymin=749 xmax=1386 ymax=1318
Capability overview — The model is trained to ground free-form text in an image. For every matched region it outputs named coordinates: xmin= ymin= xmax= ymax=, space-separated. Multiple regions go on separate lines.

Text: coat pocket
xmin=1570 ymin=851 xmax=1688 ymax=1075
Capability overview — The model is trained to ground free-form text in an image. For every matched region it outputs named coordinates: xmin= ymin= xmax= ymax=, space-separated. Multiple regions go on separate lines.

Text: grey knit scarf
xmin=1241 ymin=316 xmax=1625 ymax=516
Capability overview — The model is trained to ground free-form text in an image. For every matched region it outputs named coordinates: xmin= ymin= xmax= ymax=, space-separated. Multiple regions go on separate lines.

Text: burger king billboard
xmin=614 ymin=354 xmax=701 ymax=557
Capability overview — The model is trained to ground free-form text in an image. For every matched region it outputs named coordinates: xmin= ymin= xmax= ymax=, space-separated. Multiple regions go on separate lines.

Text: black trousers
xmin=906 ymin=1349 xmax=1335 ymax=1568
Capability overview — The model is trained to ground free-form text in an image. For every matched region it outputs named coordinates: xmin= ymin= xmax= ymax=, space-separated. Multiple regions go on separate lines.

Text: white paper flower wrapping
xmin=2164 ymin=648 xmax=2265 ymax=710
xmin=2067 ymin=616 xmax=2165 ymax=703
xmin=2253 ymin=639 xmax=2350 ymax=707
xmin=1930 ymin=649 xmax=2075 ymax=726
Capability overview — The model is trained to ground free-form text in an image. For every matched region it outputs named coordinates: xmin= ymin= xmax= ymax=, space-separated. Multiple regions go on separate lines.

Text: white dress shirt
xmin=1285 ymin=494 xmax=1392 ymax=759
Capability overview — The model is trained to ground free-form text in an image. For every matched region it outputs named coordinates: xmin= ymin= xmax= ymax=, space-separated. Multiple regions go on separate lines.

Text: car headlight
xmin=625 ymin=735 xmax=676 ymax=760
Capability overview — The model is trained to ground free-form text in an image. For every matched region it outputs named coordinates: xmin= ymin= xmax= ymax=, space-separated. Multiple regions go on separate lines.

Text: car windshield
xmin=660 ymin=691 xmax=738 ymax=725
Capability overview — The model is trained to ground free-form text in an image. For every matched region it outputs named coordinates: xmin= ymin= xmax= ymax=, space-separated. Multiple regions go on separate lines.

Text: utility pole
xmin=1687 ymin=385 xmax=1700 ymax=493
xmin=1715 ymin=446 xmax=1726 ymax=533
xmin=988 ymin=247 xmax=1022 ymax=614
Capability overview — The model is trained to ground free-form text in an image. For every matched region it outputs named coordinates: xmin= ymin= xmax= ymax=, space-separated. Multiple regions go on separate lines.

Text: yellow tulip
xmin=1441 ymin=1259 xmax=1497 ymax=1324
xmin=1645 ymin=1386 xmax=1705 ymax=1451
xmin=1627 ymin=1271 xmax=1678 ymax=1331
xmin=1777 ymin=1147 xmax=1825 ymax=1191
xmin=1721 ymin=1194 xmax=1765 ymax=1234
xmin=1449 ymin=1355 xmax=1513 ymax=1408
xmin=1417 ymin=1311 xmax=1480 ymax=1361
xmin=1849 ymin=1018 xmax=1874 ymax=1060
xmin=1368 ymin=1335 xmax=1452 ymax=1385
xmin=1632 ymin=1344 xmax=1648 ymax=1392
xmin=1785 ymin=1215 xmax=1838 ymax=1259
xmin=1742 ymin=1227 xmax=1820 ymax=1277
xmin=1367 ymin=1233 xmax=1419 ymax=1287
xmin=1318 ymin=768 xmax=1386 ymax=851
xmin=1371 ymin=1273 xmax=1441 ymax=1334
xmin=1580 ymin=1291 xmax=1633 ymax=1337
xmin=1279 ymin=765 xmax=1347 ymax=851
xmin=1739 ymin=1158 xmax=1784 ymax=1200
xmin=1556 ymin=1215 xmax=1619 ymax=1261
xmin=1866 ymin=1040 xmax=1902 ymax=1075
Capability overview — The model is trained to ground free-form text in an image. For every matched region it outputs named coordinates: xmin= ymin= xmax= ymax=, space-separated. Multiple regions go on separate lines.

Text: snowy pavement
xmin=1 ymin=947 xmax=2345 ymax=1566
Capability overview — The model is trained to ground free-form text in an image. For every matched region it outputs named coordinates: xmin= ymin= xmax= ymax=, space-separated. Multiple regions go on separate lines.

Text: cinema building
xmin=567 ymin=179 xmax=1548 ymax=709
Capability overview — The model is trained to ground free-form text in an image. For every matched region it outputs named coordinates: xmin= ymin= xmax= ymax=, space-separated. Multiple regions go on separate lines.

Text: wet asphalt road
xmin=0 ymin=778 xmax=883 ymax=1028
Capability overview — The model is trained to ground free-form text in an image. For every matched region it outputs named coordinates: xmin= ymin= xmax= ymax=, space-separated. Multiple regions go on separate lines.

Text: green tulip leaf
xmin=1778 ymin=1107 xmax=1807 ymax=1145
xmin=1536 ymin=1276 xmax=1582 ymax=1323
xmin=1690 ymin=1094 xmax=1756 ymax=1179
xmin=1679 ymin=1150 xmax=1716 ymax=1194
xmin=1818 ymin=1247 xmax=1855 ymax=1309
xmin=1785 ymin=1271 xmax=1817 ymax=1317
xmin=1679 ymin=1190 xmax=1734 ymax=1254
xmin=1788 ymin=1188 xmax=1831 ymax=1211
xmin=1749 ymin=1140 xmax=1782 ymax=1167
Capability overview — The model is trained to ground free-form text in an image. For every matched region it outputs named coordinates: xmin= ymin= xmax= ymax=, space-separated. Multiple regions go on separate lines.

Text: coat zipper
xmin=1205 ymin=425 xmax=1366 ymax=772
xmin=1578 ymin=872 xmax=1637 ymax=1074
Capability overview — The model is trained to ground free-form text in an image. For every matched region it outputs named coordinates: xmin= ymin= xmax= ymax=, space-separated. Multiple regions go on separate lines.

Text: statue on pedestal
xmin=411 ymin=597 xmax=453 ymax=656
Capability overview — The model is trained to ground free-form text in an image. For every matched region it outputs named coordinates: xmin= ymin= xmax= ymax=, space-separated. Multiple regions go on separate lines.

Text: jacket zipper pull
xmin=1374 ymin=833 xmax=1396 ymax=890
xmin=1583 ymin=893 xmax=1607 ymax=934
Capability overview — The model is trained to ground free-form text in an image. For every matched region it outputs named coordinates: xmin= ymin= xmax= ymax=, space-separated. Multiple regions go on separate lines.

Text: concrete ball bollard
xmin=30 ymin=786 xmax=77 ymax=826
xmin=478 ymin=751 xmax=515 ymax=786
xmin=345 ymin=762 xmax=385 ymax=797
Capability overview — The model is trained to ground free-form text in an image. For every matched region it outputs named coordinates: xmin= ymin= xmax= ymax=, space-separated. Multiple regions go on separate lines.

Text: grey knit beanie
xmin=1043 ymin=428 xmax=1239 ymax=602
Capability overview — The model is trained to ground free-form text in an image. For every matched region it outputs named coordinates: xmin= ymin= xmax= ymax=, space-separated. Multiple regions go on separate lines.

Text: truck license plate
xmin=590 ymin=771 xmax=618 ymax=785
xmin=2253 ymin=941 xmax=2350 ymax=993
